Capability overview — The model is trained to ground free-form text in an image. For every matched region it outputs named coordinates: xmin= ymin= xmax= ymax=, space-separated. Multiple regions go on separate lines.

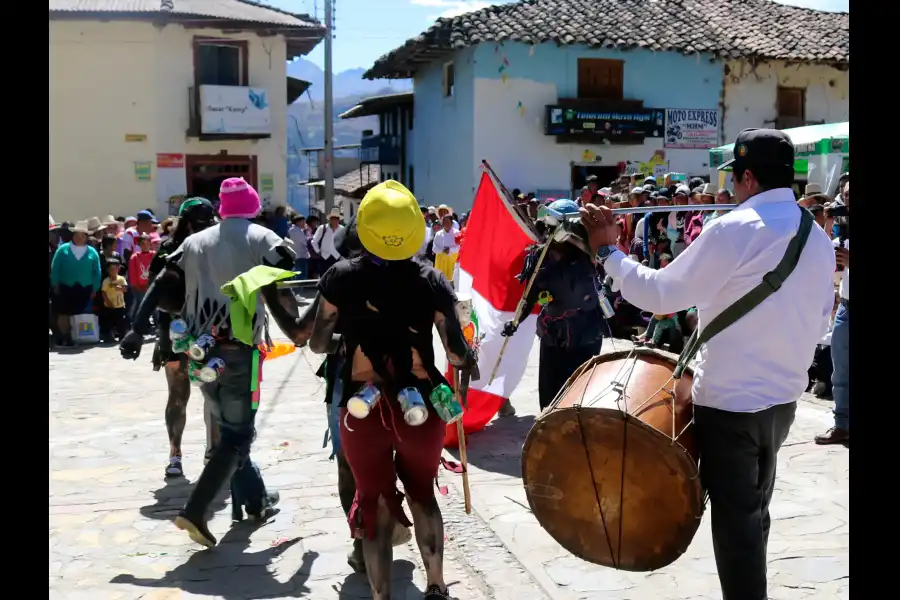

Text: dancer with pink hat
xmin=121 ymin=178 xmax=319 ymax=547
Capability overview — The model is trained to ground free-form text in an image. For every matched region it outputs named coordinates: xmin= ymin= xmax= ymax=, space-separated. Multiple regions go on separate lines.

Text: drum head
xmin=522 ymin=406 xmax=703 ymax=572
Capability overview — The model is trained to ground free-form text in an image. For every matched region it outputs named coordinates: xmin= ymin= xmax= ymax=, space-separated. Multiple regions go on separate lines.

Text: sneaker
xmin=498 ymin=398 xmax=516 ymax=417
xmin=175 ymin=512 xmax=217 ymax=548
xmin=247 ymin=490 xmax=281 ymax=523
xmin=814 ymin=427 xmax=849 ymax=445
xmin=165 ymin=457 xmax=184 ymax=478
xmin=423 ymin=584 xmax=454 ymax=600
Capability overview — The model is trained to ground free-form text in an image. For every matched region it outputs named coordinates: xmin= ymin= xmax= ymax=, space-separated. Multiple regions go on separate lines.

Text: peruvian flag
xmin=444 ymin=169 xmax=538 ymax=448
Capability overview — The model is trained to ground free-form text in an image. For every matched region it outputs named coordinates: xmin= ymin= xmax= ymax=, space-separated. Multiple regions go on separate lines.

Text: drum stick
xmin=275 ymin=278 xmax=319 ymax=289
xmin=453 ymin=367 xmax=473 ymax=514
xmin=489 ymin=237 xmax=553 ymax=384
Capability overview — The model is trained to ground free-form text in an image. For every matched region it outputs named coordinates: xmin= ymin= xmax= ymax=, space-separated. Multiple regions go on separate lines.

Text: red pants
xmin=339 ymin=395 xmax=445 ymax=539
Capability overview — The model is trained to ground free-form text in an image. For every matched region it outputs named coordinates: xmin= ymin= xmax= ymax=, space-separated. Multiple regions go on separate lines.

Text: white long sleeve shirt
xmin=432 ymin=229 xmax=460 ymax=255
xmin=311 ymin=224 xmax=344 ymax=261
xmin=604 ymin=188 xmax=836 ymax=413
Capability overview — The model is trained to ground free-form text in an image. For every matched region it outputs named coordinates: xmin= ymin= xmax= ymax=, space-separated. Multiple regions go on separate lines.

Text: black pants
xmin=538 ymin=340 xmax=602 ymax=411
xmin=100 ymin=307 xmax=127 ymax=340
xmin=694 ymin=402 xmax=797 ymax=600
xmin=808 ymin=344 xmax=833 ymax=390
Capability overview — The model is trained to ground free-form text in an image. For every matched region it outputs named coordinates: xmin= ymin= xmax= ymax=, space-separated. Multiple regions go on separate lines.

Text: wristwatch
xmin=595 ymin=245 xmax=618 ymax=264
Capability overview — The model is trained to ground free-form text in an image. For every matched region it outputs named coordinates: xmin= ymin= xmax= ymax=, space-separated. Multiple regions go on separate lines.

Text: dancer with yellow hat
xmin=309 ymin=180 xmax=477 ymax=600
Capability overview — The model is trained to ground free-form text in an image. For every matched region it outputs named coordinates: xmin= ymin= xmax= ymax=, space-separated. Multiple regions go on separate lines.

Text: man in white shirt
xmin=311 ymin=208 xmax=345 ymax=269
xmin=580 ymin=129 xmax=835 ymax=600
xmin=816 ymin=182 xmax=850 ymax=445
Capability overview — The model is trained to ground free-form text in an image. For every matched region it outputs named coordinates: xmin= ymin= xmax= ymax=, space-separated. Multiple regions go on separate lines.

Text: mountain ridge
xmin=287 ymin=58 xmax=412 ymax=100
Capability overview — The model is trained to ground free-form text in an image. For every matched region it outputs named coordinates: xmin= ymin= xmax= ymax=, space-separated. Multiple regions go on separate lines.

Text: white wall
xmin=723 ymin=60 xmax=849 ymax=142
xmin=50 ymin=20 xmax=290 ymax=221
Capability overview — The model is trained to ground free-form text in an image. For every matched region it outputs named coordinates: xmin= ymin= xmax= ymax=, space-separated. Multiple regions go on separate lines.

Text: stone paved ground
xmin=50 ymin=330 xmax=848 ymax=600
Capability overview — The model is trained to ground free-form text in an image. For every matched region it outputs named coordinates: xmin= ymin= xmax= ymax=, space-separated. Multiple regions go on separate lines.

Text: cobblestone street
xmin=50 ymin=333 xmax=848 ymax=600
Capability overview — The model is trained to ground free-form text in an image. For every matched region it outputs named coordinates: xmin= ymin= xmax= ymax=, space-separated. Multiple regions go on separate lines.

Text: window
xmin=391 ymin=111 xmax=399 ymax=136
xmin=408 ymin=166 xmax=414 ymax=192
xmin=777 ymin=87 xmax=806 ymax=120
xmin=442 ymin=62 xmax=455 ymax=98
xmin=194 ymin=38 xmax=248 ymax=87
xmin=407 ymin=107 xmax=414 ymax=131
xmin=577 ymin=58 xmax=624 ymax=100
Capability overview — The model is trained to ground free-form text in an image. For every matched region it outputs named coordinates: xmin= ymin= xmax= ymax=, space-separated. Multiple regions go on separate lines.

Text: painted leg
xmin=408 ymin=496 xmax=448 ymax=595
xmin=164 ymin=361 xmax=190 ymax=477
xmin=361 ymin=496 xmax=394 ymax=600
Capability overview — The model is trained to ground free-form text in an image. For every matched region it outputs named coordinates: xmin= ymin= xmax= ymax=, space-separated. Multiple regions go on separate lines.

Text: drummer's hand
xmin=579 ymin=204 xmax=619 ymax=253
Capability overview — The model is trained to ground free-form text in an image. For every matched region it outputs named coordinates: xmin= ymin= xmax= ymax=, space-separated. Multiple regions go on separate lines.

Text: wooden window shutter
xmin=777 ymin=87 xmax=805 ymax=120
xmin=577 ymin=59 xmax=624 ymax=100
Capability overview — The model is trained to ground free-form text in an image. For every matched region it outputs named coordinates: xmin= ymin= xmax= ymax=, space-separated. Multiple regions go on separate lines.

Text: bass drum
xmin=522 ymin=348 xmax=703 ymax=572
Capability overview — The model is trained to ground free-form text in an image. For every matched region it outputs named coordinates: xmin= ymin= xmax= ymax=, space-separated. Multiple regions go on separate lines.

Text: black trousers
xmin=694 ymin=402 xmax=797 ymax=600
xmin=538 ymin=340 xmax=602 ymax=411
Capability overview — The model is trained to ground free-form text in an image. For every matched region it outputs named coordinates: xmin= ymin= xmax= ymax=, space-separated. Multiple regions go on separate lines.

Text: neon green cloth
xmin=221 ymin=265 xmax=295 ymax=345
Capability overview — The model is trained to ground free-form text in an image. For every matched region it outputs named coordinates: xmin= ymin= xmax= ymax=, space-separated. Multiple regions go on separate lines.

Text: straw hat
xmin=328 ymin=208 xmax=342 ymax=219
xmin=86 ymin=216 xmax=103 ymax=233
xmin=801 ymin=182 xmax=830 ymax=204
xmin=699 ymin=183 xmax=716 ymax=198
xmin=71 ymin=220 xmax=91 ymax=234
xmin=437 ymin=204 xmax=453 ymax=216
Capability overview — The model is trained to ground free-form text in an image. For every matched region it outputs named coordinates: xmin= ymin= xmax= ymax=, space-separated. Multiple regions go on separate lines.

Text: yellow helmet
xmin=357 ymin=180 xmax=425 ymax=261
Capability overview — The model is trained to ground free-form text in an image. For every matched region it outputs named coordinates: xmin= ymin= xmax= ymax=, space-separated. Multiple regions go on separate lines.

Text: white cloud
xmin=413 ymin=0 xmax=492 ymax=19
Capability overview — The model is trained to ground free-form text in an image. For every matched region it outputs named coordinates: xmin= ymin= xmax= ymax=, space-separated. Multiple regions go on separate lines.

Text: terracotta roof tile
xmin=364 ymin=0 xmax=848 ymax=79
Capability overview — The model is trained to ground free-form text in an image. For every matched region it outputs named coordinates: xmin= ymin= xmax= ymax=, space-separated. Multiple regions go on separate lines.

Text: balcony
xmin=188 ymin=85 xmax=272 ymax=140
xmin=544 ymin=99 xmax=664 ymax=144
xmin=360 ymin=134 xmax=400 ymax=165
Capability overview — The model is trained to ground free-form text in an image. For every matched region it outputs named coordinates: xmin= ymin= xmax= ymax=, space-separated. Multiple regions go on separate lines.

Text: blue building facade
xmin=411 ymin=42 xmax=725 ymax=210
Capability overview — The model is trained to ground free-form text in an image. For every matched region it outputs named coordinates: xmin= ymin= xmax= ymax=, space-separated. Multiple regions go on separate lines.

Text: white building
xmin=49 ymin=0 xmax=324 ymax=221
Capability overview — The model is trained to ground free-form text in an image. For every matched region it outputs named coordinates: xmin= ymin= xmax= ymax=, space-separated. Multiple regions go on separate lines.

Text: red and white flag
xmin=444 ymin=170 xmax=537 ymax=448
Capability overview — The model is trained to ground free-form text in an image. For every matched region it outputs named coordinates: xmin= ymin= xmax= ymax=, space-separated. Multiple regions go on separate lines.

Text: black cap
xmin=720 ymin=128 xmax=794 ymax=172
xmin=585 ymin=175 xmax=598 ymax=183
xmin=106 ymin=257 xmax=121 ymax=266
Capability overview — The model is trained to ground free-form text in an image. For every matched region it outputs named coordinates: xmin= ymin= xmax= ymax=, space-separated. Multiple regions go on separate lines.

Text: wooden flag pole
xmin=453 ymin=367 xmax=472 ymax=514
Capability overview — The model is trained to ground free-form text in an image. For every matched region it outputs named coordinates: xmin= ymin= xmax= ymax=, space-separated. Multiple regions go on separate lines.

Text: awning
xmin=710 ymin=122 xmax=849 ymax=170
xmin=287 ymin=76 xmax=311 ymax=104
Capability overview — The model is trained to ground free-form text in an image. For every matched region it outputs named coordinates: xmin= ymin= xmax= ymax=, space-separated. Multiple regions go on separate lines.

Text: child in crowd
xmin=100 ymin=258 xmax=128 ymax=342
xmin=128 ymin=234 xmax=155 ymax=323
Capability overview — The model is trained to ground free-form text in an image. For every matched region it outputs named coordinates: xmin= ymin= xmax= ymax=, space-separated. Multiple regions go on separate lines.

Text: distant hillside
xmin=287 ymin=58 xmax=412 ymax=101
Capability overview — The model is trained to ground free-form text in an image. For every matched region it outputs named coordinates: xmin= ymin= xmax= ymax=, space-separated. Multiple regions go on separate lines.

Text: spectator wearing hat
xmin=798 ymin=183 xmax=830 ymax=208
xmin=100 ymin=256 xmax=128 ymax=342
xmin=288 ymin=215 xmax=311 ymax=277
xmin=51 ymin=221 xmax=102 ymax=346
xmin=311 ymin=208 xmax=345 ymax=271
xmin=432 ymin=214 xmax=461 ymax=284
xmin=437 ymin=204 xmax=460 ymax=230
xmin=685 ymin=183 xmax=717 ymax=246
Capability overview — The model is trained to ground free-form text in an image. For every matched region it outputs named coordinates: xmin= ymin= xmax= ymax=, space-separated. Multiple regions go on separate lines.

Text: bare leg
xmin=408 ymin=496 xmax=447 ymax=593
xmin=361 ymin=496 xmax=394 ymax=600
xmin=164 ymin=361 xmax=191 ymax=458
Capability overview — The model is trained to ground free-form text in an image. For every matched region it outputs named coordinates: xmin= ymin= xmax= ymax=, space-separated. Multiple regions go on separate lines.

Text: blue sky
xmin=266 ymin=0 xmax=849 ymax=73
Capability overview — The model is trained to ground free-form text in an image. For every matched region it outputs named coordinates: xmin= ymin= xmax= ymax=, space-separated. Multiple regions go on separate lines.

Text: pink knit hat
xmin=218 ymin=177 xmax=261 ymax=219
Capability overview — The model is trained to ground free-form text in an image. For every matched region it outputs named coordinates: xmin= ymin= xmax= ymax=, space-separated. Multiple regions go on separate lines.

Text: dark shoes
xmin=165 ymin=456 xmax=184 ymax=478
xmin=815 ymin=427 xmax=849 ymax=445
xmin=175 ymin=512 xmax=217 ymax=548
xmin=232 ymin=490 xmax=281 ymax=523
xmin=423 ymin=584 xmax=454 ymax=599
xmin=812 ymin=381 xmax=833 ymax=400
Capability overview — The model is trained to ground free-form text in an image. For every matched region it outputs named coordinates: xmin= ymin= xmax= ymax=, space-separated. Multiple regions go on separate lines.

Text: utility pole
xmin=323 ymin=0 xmax=335 ymax=216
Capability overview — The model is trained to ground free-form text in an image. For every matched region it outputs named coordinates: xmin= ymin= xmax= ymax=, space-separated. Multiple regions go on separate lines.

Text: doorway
xmin=185 ymin=154 xmax=258 ymax=208
xmin=571 ymin=165 xmax=620 ymax=195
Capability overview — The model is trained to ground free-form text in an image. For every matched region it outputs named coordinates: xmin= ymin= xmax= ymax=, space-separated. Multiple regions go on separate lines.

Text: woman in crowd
xmin=432 ymin=214 xmax=460 ymax=284
xmin=51 ymin=221 xmax=102 ymax=346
